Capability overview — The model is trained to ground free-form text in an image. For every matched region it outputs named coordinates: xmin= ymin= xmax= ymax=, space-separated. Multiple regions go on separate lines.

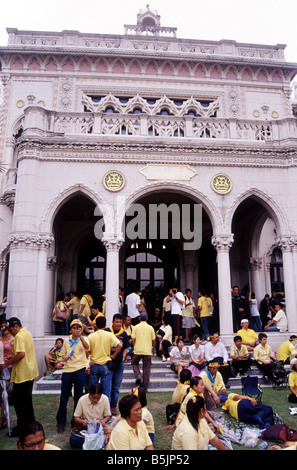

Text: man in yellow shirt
xmin=131 ymin=313 xmax=156 ymax=392
xmin=276 ymin=335 xmax=297 ymax=364
xmin=88 ymin=316 xmax=122 ymax=399
xmin=237 ymin=319 xmax=258 ymax=351
xmin=197 ymin=291 xmax=213 ymax=340
xmin=0 ymin=317 xmax=39 ymax=437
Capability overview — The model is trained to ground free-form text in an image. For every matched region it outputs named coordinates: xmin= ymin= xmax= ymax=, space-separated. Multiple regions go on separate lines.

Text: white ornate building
xmin=1 ymin=6 xmax=297 ymax=368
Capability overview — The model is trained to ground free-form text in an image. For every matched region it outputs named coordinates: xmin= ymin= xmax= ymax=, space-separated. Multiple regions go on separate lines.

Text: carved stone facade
xmin=1 ymin=7 xmax=297 ymax=365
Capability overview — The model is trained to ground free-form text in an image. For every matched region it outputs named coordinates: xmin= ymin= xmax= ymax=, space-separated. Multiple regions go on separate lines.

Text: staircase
xmin=34 ymin=353 xmax=291 ymax=395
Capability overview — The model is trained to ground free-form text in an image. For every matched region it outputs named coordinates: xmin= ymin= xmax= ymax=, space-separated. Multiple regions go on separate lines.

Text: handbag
xmin=55 ymin=301 xmax=68 ymax=320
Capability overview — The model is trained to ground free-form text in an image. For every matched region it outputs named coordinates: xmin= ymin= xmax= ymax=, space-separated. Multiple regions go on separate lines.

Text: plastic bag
xmin=240 ymin=427 xmax=259 ymax=448
xmin=82 ymin=422 xmax=106 ymax=450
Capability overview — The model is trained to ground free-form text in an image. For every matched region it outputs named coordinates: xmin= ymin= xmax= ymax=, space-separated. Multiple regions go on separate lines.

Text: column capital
xmin=276 ymin=235 xmax=297 ymax=252
xmin=249 ymin=257 xmax=263 ymax=270
xmin=102 ymin=236 xmax=124 ymax=251
xmin=8 ymin=232 xmax=54 ymax=250
xmin=211 ymin=234 xmax=234 ymax=252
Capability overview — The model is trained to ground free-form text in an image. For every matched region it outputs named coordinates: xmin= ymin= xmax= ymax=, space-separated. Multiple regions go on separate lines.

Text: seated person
xmin=107 ymin=394 xmax=154 ymax=450
xmin=230 ymin=335 xmax=253 ymax=376
xmin=288 ymin=359 xmax=297 ymax=403
xmin=276 ymin=335 xmax=297 ymax=364
xmin=172 ymin=397 xmax=228 ymax=451
xmin=222 ymin=392 xmax=274 ymax=428
xmin=18 ymin=421 xmax=61 ymax=450
xmin=170 ymin=338 xmax=189 ymax=379
xmin=69 ymin=383 xmax=111 ymax=449
xmin=171 ymin=369 xmax=192 ymax=405
xmin=188 ymin=335 xmax=206 ymax=373
xmin=264 ymin=304 xmax=288 ymax=333
xmin=236 ymin=319 xmax=258 ymax=351
xmin=253 ymin=332 xmax=275 ymax=382
xmin=44 ymin=338 xmax=64 ymax=375
xmin=200 ymin=362 xmax=229 ymax=406
xmin=204 ymin=333 xmax=232 ymax=386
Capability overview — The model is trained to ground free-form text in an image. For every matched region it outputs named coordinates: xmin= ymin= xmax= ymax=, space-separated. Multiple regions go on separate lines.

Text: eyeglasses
xmin=23 ymin=437 xmax=45 ymax=449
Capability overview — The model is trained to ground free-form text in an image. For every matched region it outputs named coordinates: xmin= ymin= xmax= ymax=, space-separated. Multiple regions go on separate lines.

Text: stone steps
xmin=34 ymin=353 xmax=291 ymax=395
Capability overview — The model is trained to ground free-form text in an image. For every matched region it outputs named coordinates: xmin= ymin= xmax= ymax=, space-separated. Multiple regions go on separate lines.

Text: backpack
xmin=261 ymin=423 xmax=297 ymax=443
xmin=166 ymin=403 xmax=180 ymax=425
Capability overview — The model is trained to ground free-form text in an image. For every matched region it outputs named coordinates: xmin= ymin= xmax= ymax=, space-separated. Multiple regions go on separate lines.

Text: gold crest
xmin=103 ymin=170 xmax=125 ymax=192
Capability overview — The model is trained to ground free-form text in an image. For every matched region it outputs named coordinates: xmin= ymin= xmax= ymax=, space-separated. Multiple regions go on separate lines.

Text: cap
xmin=241 ymin=319 xmax=249 ymax=323
xmin=70 ymin=319 xmax=83 ymax=328
xmin=7 ymin=317 xmax=22 ymax=328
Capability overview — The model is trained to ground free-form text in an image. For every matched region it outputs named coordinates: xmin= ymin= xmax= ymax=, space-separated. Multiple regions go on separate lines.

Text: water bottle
xmin=258 ymin=441 xmax=268 ymax=450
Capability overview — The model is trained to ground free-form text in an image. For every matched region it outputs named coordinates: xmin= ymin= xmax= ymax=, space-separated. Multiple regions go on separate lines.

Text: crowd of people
xmin=0 ymin=283 xmax=297 ymax=451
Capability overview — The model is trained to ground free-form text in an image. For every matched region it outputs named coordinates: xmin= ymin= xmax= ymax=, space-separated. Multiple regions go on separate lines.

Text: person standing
xmin=78 ymin=294 xmax=93 ymax=326
xmin=125 ymin=291 xmax=141 ymax=325
xmin=131 ymin=313 xmax=155 ymax=392
xmin=56 ymin=319 xmax=89 ymax=433
xmin=248 ymin=292 xmax=262 ymax=332
xmin=182 ymin=289 xmax=195 ymax=343
xmin=0 ymin=317 xmax=38 ymax=437
xmin=105 ymin=314 xmax=129 ymax=415
xmin=231 ymin=286 xmax=246 ymax=332
xmin=197 ymin=291 xmax=212 ymax=341
xmin=88 ymin=316 xmax=122 ymax=399
xmin=166 ymin=287 xmax=185 ymax=345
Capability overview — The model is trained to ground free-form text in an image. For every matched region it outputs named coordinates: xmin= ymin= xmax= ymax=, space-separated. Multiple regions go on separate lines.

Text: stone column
xmin=211 ymin=234 xmax=234 ymax=336
xmin=6 ymin=232 xmax=54 ymax=336
xmin=249 ymin=257 xmax=263 ymax=299
xmin=277 ymin=236 xmax=297 ymax=332
xmin=102 ymin=236 xmax=124 ymax=326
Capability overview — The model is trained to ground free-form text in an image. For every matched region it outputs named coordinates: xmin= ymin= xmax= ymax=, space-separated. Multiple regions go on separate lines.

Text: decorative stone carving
xmin=8 ymin=233 xmax=54 ymax=249
xmin=211 ymin=235 xmax=234 ymax=252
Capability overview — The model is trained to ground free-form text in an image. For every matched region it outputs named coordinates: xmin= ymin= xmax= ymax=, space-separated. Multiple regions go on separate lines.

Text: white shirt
xmin=273 ymin=309 xmax=288 ymax=332
xmin=189 ymin=344 xmax=204 ymax=361
xmin=125 ymin=293 xmax=140 ymax=319
xmin=250 ymin=299 xmax=260 ymax=317
xmin=170 ymin=346 xmax=188 ymax=362
xmin=204 ymin=341 xmax=229 ymax=363
xmin=170 ymin=292 xmax=185 ymax=316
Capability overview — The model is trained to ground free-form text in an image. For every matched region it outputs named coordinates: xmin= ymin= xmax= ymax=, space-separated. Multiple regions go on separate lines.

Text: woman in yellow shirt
xmin=288 ymin=359 xmax=297 ymax=403
xmin=253 ymin=333 xmax=275 ymax=382
xmin=172 ymin=396 xmax=228 ymax=451
xmin=107 ymin=394 xmax=154 ymax=450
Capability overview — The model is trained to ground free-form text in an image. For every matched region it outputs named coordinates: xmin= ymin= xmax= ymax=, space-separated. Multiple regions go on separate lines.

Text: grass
xmin=0 ymin=387 xmax=297 ymax=451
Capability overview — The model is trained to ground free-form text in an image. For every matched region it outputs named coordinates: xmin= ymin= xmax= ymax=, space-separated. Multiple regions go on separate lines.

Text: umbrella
xmin=0 ymin=369 xmax=11 ymax=436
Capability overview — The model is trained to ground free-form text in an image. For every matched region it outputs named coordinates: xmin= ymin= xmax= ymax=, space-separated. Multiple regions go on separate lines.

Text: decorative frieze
xmin=8 ymin=232 xmax=54 ymax=249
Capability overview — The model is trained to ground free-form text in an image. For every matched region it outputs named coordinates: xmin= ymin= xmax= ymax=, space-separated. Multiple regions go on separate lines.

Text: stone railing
xmin=21 ymin=107 xmax=297 ymax=143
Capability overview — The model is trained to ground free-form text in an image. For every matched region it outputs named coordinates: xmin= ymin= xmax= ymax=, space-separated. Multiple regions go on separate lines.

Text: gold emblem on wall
xmin=212 ymin=174 xmax=232 ymax=194
xmin=103 ymin=170 xmax=125 ymax=192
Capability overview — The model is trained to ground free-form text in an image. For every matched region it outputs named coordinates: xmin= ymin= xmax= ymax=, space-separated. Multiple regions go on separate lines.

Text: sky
xmin=0 ymin=0 xmax=297 ymax=62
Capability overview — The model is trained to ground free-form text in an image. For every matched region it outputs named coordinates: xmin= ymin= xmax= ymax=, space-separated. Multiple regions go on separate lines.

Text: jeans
xmin=56 ymin=368 xmax=86 ymax=426
xmin=110 ymin=361 xmax=124 ymax=408
xmin=265 ymin=325 xmax=279 ymax=332
xmin=249 ymin=315 xmax=263 ymax=332
xmin=89 ymin=363 xmax=112 ymax=400
xmin=200 ymin=317 xmax=210 ymax=340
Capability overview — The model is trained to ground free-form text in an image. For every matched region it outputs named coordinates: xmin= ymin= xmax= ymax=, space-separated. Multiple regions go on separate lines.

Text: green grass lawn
xmin=0 ymin=388 xmax=297 ymax=451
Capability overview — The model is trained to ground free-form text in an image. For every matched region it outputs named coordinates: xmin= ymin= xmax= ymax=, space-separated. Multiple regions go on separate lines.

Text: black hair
xmin=179 ymin=369 xmax=192 ymax=383
xmin=112 ymin=313 xmax=123 ymax=321
xmin=119 ymin=394 xmax=139 ymax=419
xmin=18 ymin=421 xmax=44 ymax=445
xmin=89 ymin=382 xmax=103 ymax=396
xmin=233 ymin=335 xmax=242 ymax=342
xmin=96 ymin=316 xmax=106 ymax=329
xmin=137 ymin=386 xmax=147 ymax=408
xmin=186 ymin=396 xmax=205 ymax=431
xmin=258 ymin=332 xmax=267 ymax=341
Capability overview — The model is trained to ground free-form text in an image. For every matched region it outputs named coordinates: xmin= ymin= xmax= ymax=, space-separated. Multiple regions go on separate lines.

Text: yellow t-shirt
xmin=62 ymin=336 xmax=89 ymax=373
xmin=236 ymin=328 xmax=258 ymax=344
xmin=79 ymin=295 xmax=93 ymax=317
xmin=254 ymin=343 xmax=272 ymax=363
xmin=182 ymin=298 xmax=195 ymax=318
xmin=230 ymin=344 xmax=250 ymax=359
xmin=131 ymin=321 xmax=155 ymax=356
xmin=43 ymin=443 xmax=61 ymax=450
xmin=171 ymin=381 xmax=190 ymax=404
xmin=198 ymin=296 xmax=212 ymax=318
xmin=11 ymin=327 xmax=39 ymax=384
xmin=88 ymin=329 xmax=120 ymax=365
xmin=74 ymin=393 xmax=111 ymax=422
xmin=200 ymin=369 xmax=225 ymax=392
xmin=142 ymin=406 xmax=155 ymax=434
xmin=289 ymin=371 xmax=297 ymax=393
xmin=222 ymin=393 xmax=240 ymax=420
xmin=107 ymin=418 xmax=152 ymax=450
xmin=276 ymin=341 xmax=296 ymax=362
xmin=172 ymin=415 xmax=215 ymax=451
